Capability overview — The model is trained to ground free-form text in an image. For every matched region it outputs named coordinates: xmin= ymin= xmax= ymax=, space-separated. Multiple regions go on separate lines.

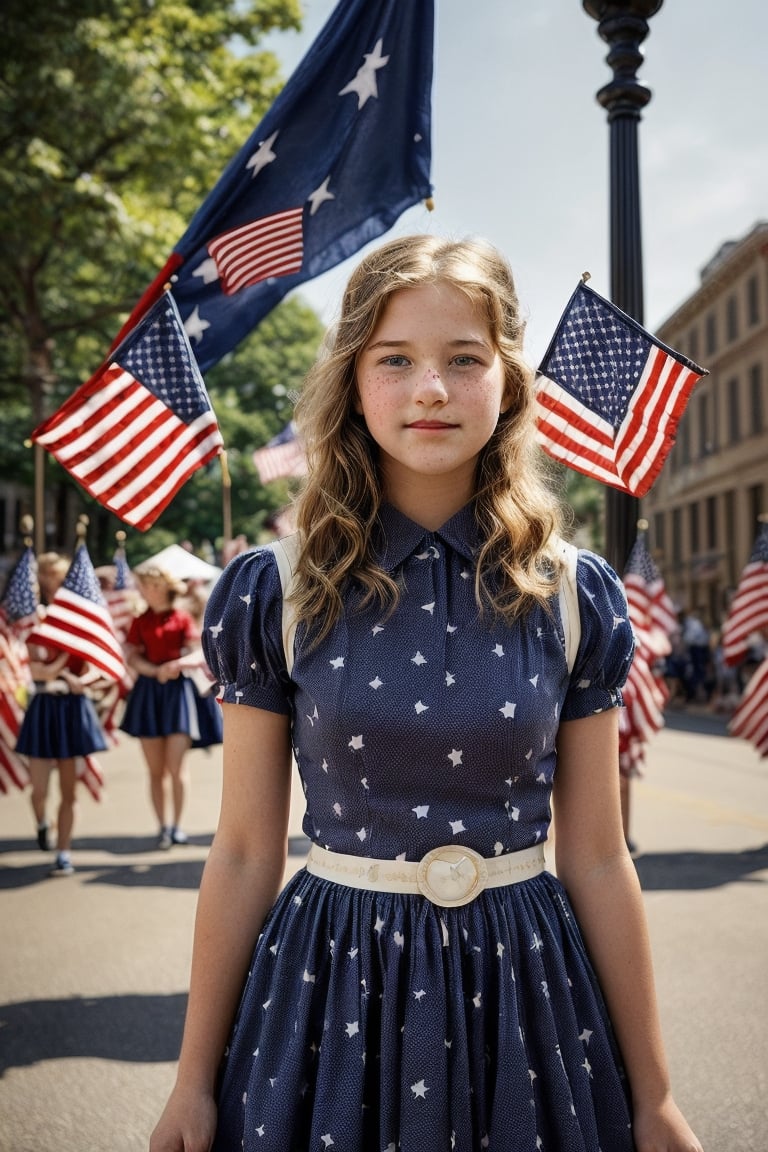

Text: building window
xmin=653 ymin=511 xmax=665 ymax=555
xmin=727 ymin=376 xmax=740 ymax=443
xmin=688 ymin=326 xmax=699 ymax=362
xmin=689 ymin=501 xmax=700 ymax=556
xmin=726 ymin=295 xmax=739 ymax=342
xmin=706 ymin=496 xmax=717 ymax=551
xmin=724 ymin=491 xmax=736 ymax=586
xmin=698 ymin=393 xmax=711 ymax=457
xmin=680 ymin=416 xmax=691 ymax=466
xmin=705 ymin=313 xmax=717 ymax=356
xmin=747 ymin=275 xmax=759 ymax=326
xmin=672 ymin=507 xmax=682 ymax=567
xmin=748 ymin=484 xmax=765 ymax=534
xmin=749 ymin=363 xmax=764 ymax=434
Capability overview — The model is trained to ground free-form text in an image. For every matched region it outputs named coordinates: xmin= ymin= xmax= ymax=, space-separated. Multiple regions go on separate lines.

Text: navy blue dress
xmin=203 ymin=505 xmax=636 ymax=1152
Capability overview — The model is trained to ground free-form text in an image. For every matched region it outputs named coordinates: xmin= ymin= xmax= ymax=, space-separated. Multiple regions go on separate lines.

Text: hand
xmin=149 ymin=1086 xmax=217 ymax=1152
xmin=633 ymin=1095 xmax=703 ymax=1152
xmin=157 ymin=660 xmax=182 ymax=683
xmin=62 ymin=670 xmax=85 ymax=695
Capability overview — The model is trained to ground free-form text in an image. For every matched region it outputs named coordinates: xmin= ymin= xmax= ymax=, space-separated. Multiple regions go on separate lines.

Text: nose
xmin=414 ymin=366 xmax=448 ymax=404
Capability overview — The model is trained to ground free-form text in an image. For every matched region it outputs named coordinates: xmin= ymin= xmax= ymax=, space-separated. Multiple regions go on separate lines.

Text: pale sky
xmin=263 ymin=0 xmax=767 ymax=365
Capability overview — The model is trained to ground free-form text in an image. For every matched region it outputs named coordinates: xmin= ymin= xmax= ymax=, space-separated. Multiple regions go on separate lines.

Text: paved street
xmin=1 ymin=715 xmax=767 ymax=1152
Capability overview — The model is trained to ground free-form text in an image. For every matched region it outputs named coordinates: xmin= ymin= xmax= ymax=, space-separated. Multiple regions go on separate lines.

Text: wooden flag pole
xmin=219 ymin=450 xmax=232 ymax=550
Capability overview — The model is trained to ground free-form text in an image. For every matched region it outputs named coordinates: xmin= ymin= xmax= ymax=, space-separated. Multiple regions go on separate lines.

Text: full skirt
xmin=212 ymin=868 xmax=634 ymax=1152
xmin=120 ymin=675 xmax=222 ymax=748
xmin=16 ymin=693 xmax=108 ymax=759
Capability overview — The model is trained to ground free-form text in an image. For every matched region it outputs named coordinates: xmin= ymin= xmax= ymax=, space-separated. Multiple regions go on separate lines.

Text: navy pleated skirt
xmin=15 ymin=693 xmax=108 ymax=759
xmin=120 ymin=675 xmax=222 ymax=748
xmin=212 ymin=868 xmax=634 ymax=1152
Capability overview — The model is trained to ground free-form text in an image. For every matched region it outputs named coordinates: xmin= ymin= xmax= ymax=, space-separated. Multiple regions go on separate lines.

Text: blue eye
xmin=382 ymin=355 xmax=410 ymax=367
xmin=453 ymin=355 xmax=478 ymax=367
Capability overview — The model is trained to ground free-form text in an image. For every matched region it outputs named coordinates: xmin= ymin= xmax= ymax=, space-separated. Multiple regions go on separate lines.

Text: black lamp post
xmin=583 ymin=0 xmax=663 ymax=574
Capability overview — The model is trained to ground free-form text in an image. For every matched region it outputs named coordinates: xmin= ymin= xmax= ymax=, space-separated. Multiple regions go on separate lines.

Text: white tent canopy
xmin=138 ymin=544 xmax=222 ymax=584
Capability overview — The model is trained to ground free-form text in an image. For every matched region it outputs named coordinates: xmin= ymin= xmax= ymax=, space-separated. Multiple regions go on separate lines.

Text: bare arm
xmin=553 ymin=710 xmax=702 ymax=1152
xmin=150 ymin=702 xmax=293 ymax=1152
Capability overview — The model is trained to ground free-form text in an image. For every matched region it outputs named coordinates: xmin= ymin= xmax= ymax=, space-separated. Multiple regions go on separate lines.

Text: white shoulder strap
xmin=264 ymin=535 xmax=300 ymax=676
xmin=267 ymin=533 xmax=580 ymax=677
xmin=555 ymin=538 xmax=580 ymax=674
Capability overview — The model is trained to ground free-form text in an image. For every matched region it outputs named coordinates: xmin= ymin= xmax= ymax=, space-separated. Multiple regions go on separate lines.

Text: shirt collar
xmin=373 ymin=503 xmax=480 ymax=571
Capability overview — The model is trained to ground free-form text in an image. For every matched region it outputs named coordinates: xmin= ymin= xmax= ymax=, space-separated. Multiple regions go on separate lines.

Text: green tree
xmin=0 ymin=0 xmax=327 ymax=559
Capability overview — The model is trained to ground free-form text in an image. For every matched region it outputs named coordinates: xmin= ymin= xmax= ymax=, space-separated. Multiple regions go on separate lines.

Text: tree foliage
xmin=0 ymin=0 xmax=328 ymax=561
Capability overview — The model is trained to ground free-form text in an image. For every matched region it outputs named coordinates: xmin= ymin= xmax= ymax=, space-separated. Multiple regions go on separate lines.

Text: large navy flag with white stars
xmin=112 ymin=0 xmax=435 ymax=373
xmin=33 ymin=292 xmax=223 ymax=531
xmin=535 ymin=281 xmax=707 ymax=497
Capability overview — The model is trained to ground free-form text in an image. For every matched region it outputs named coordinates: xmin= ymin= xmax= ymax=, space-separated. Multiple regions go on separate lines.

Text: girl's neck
xmin=381 ymin=470 xmax=473 ymax=531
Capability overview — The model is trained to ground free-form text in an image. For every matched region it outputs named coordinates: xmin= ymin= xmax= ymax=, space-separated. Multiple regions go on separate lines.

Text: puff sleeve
xmin=560 ymin=550 xmax=635 ymax=722
xmin=202 ymin=548 xmax=292 ymax=715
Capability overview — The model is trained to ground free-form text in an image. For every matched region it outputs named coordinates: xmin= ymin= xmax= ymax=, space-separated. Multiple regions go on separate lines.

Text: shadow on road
xmin=0 ymin=834 xmax=313 ymax=891
xmin=635 ymin=843 xmax=768 ymax=890
xmin=661 ymin=708 xmax=730 ymax=737
xmin=0 ymin=992 xmax=186 ymax=1074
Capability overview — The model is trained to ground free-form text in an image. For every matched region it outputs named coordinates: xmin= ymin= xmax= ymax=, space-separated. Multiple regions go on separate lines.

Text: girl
xmin=151 ymin=236 xmax=702 ymax=1151
xmin=16 ymin=554 xmax=109 ymax=876
xmin=121 ymin=566 xmax=221 ymax=850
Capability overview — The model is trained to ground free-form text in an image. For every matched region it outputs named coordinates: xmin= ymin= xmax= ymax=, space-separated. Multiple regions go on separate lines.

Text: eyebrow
xmin=365 ymin=338 xmax=491 ymax=351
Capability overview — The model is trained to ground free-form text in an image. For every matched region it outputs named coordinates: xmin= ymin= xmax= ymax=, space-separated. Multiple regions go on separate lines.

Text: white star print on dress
xmin=202 ymin=508 xmax=637 ymax=1151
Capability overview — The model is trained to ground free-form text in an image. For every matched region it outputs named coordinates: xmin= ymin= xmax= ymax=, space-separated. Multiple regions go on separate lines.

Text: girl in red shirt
xmin=120 ymin=566 xmax=221 ymax=849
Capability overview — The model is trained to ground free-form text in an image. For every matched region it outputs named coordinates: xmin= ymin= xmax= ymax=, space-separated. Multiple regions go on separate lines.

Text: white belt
xmin=306 ymin=842 xmax=546 ymax=908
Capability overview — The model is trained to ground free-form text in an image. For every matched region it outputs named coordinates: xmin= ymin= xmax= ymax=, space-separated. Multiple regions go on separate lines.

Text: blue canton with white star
xmin=541 ymin=286 xmax=651 ymax=429
xmin=64 ymin=545 xmax=107 ymax=606
xmin=118 ymin=300 xmax=210 ymax=424
xmin=1 ymin=546 xmax=38 ymax=621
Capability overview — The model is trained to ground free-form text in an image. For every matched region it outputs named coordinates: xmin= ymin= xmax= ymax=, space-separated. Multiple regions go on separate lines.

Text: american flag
xmin=25 ymin=544 xmax=126 ymax=682
xmin=721 ymin=523 xmax=768 ymax=667
xmin=108 ymin=0 xmax=434 ymax=373
xmin=105 ymin=542 xmax=138 ymax=642
xmin=1 ymin=545 xmax=39 ymax=629
xmin=619 ymin=651 xmax=668 ymax=778
xmin=623 ymin=535 xmax=678 ymax=658
xmin=0 ymin=614 xmax=31 ymax=793
xmin=729 ymin=657 xmax=768 ymax=758
xmin=33 ymin=293 xmax=223 ymax=531
xmin=253 ymin=420 xmax=307 ymax=484
xmin=0 ymin=546 xmax=38 ymax=792
xmin=535 ymin=282 xmax=707 ymax=497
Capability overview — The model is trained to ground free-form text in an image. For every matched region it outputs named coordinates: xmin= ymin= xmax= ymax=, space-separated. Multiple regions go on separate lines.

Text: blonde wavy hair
xmin=292 ymin=234 xmax=566 ymax=642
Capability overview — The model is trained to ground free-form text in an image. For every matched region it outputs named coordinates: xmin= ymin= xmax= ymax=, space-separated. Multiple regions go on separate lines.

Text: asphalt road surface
xmin=1 ymin=712 xmax=766 ymax=1152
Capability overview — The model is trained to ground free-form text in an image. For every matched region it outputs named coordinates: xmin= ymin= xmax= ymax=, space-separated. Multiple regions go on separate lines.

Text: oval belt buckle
xmin=416 ymin=845 xmax=488 ymax=907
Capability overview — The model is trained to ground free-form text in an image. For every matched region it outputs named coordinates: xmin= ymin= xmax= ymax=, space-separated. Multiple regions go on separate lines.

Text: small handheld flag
xmin=0 ymin=545 xmax=38 ymax=628
xmin=33 ymin=292 xmax=223 ymax=531
xmin=535 ymin=280 xmax=707 ymax=496
xmin=253 ymin=420 xmax=307 ymax=484
xmin=26 ymin=543 xmax=127 ymax=682
xmin=721 ymin=522 xmax=768 ymax=667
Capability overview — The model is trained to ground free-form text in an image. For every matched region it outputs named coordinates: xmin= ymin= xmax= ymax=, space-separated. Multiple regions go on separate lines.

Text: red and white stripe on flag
xmin=253 ymin=439 xmax=307 ymax=484
xmin=535 ymin=346 xmax=701 ymax=497
xmin=208 ymin=207 xmax=304 ymax=296
xmin=35 ymin=365 xmax=222 ymax=532
xmin=721 ymin=565 xmax=768 ymax=666
xmin=0 ymin=621 xmax=31 ymax=792
xmin=28 ymin=588 xmax=126 ymax=682
xmin=729 ymin=658 xmax=768 ymax=758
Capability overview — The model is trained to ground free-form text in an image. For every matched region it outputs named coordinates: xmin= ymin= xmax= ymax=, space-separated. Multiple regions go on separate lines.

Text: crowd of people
xmin=664 ymin=608 xmax=763 ymax=713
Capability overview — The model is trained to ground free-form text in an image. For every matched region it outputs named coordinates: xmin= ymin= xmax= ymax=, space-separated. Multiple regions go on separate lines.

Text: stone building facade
xmin=644 ymin=220 xmax=768 ymax=627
